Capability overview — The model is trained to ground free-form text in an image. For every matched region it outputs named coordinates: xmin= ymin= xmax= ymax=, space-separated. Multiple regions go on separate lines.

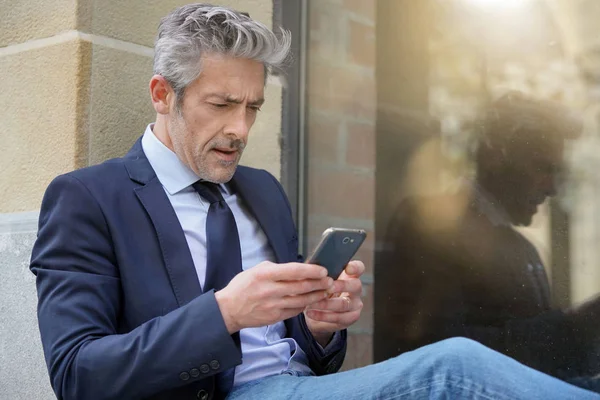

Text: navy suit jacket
xmin=30 ymin=139 xmax=346 ymax=400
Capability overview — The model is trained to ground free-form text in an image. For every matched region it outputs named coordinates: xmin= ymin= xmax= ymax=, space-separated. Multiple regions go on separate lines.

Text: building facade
xmin=4 ymin=0 xmax=600 ymax=398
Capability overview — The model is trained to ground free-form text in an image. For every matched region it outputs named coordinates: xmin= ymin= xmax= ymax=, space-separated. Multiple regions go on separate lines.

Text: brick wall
xmin=305 ymin=0 xmax=376 ymax=370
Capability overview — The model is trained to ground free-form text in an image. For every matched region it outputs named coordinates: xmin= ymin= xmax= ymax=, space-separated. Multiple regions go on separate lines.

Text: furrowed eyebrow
xmin=248 ymin=98 xmax=265 ymax=107
xmin=206 ymin=93 xmax=264 ymax=106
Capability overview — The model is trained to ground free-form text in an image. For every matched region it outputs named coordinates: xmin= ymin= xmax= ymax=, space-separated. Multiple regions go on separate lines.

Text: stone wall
xmin=0 ymin=1 xmax=280 ymax=398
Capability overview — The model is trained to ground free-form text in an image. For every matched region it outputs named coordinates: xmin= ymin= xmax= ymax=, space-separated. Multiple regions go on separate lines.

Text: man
xmin=376 ymin=92 xmax=600 ymax=387
xmin=31 ymin=4 xmax=600 ymax=400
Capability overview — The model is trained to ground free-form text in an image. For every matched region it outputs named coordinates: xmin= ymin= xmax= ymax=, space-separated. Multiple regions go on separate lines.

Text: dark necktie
xmin=192 ymin=181 xmax=243 ymax=292
xmin=192 ymin=181 xmax=242 ymax=394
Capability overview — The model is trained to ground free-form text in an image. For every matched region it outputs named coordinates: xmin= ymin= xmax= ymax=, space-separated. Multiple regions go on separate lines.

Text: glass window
xmin=297 ymin=0 xmax=600 ymax=385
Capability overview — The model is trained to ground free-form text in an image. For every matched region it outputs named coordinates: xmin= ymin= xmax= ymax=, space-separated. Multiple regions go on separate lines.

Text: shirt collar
xmin=141 ymin=124 xmax=202 ymax=195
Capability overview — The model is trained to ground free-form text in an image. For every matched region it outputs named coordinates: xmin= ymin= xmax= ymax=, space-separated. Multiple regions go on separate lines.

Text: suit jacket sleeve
xmin=267 ymin=171 xmax=347 ymax=375
xmin=30 ymin=174 xmax=242 ymax=400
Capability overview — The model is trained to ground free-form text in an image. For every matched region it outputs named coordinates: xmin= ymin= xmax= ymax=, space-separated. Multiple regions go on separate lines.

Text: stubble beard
xmin=196 ymin=145 xmax=244 ymax=184
xmin=169 ymin=113 xmax=246 ymax=184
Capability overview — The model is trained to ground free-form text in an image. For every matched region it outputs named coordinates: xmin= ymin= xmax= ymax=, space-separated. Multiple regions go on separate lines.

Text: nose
xmin=225 ymin=107 xmax=251 ymax=141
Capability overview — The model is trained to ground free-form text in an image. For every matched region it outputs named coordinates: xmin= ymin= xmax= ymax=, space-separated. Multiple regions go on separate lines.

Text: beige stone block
xmin=0 ymin=0 xmax=77 ymax=47
xmin=90 ymin=0 xmax=273 ymax=48
xmin=241 ymin=80 xmax=282 ymax=180
xmin=0 ymin=39 xmax=91 ymax=212
xmin=87 ymin=45 xmax=155 ymax=165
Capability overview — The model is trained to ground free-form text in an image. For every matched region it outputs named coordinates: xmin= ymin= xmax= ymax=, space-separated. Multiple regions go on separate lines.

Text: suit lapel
xmin=125 ymin=139 xmax=202 ymax=306
xmin=230 ymin=169 xmax=290 ymax=263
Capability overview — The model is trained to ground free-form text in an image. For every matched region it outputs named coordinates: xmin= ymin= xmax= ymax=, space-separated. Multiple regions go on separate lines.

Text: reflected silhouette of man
xmin=376 ymin=91 xmax=600 ymax=388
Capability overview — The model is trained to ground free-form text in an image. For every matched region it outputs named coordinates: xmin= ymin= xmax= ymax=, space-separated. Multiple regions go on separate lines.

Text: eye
xmin=248 ymin=106 xmax=261 ymax=113
xmin=211 ymin=103 xmax=227 ymax=109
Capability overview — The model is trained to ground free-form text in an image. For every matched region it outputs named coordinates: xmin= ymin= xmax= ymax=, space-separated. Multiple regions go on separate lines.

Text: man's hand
xmin=214 ymin=262 xmax=333 ymax=333
xmin=304 ymin=260 xmax=365 ymax=346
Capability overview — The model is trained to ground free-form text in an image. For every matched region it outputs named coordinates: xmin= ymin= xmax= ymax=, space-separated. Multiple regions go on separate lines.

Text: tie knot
xmin=192 ymin=181 xmax=224 ymax=204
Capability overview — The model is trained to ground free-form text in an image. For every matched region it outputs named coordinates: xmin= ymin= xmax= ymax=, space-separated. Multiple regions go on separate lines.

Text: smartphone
xmin=306 ymin=228 xmax=367 ymax=279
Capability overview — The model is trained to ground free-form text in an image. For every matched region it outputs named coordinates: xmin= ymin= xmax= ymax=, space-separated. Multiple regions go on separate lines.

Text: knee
xmin=428 ymin=337 xmax=494 ymax=368
xmin=435 ymin=337 xmax=488 ymax=354
xmin=379 ymin=337 xmax=505 ymax=386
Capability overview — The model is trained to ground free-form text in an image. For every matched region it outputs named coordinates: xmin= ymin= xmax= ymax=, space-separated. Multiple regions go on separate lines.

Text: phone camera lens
xmin=342 ymin=237 xmax=350 ymax=244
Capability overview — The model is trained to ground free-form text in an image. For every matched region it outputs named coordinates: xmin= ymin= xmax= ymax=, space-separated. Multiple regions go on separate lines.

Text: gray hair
xmin=153 ymin=3 xmax=291 ymax=105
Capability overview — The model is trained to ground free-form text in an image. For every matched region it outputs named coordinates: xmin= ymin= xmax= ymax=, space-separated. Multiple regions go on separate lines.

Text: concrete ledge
xmin=0 ymin=212 xmax=40 ymax=234
xmin=0 ymin=229 xmax=53 ymax=399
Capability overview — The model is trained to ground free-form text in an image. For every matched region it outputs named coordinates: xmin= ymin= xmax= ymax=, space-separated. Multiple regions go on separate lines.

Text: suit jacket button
xmin=197 ymin=389 xmax=209 ymax=400
xmin=200 ymin=364 xmax=210 ymax=374
xmin=209 ymin=360 xmax=220 ymax=370
xmin=179 ymin=371 xmax=190 ymax=381
xmin=190 ymin=368 xmax=200 ymax=378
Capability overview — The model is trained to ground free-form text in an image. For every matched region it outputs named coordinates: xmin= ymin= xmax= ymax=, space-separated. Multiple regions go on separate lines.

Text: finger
xmin=280 ymin=290 xmax=330 ymax=309
xmin=276 ymin=277 xmax=334 ymax=296
xmin=328 ymin=278 xmax=362 ymax=295
xmin=344 ymin=260 xmax=365 ymax=277
xmin=305 ymin=309 xmax=362 ymax=325
xmin=306 ymin=296 xmax=360 ymax=313
xmin=264 ymin=263 xmax=328 ymax=281
xmin=279 ymin=307 xmax=306 ymax=321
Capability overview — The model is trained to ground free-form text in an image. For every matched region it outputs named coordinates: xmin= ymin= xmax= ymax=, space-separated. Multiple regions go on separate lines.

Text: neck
xmin=476 ymin=172 xmax=502 ymax=203
xmin=152 ymin=115 xmax=174 ymax=151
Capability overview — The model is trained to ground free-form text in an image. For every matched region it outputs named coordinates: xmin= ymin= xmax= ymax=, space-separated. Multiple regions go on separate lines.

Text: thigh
xmin=228 ymin=338 xmax=600 ymax=400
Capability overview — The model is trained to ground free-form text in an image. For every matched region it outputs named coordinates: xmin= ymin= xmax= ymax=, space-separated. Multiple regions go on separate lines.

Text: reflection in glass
xmin=303 ymin=0 xmax=600 ymax=390
xmin=376 ymin=92 xmax=600 ymax=385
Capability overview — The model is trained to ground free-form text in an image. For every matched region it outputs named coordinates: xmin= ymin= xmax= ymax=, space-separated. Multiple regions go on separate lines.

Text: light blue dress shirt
xmin=141 ymin=124 xmax=314 ymax=386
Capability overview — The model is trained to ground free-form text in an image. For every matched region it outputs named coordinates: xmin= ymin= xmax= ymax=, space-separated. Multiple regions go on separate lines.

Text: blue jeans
xmin=227 ymin=338 xmax=600 ymax=399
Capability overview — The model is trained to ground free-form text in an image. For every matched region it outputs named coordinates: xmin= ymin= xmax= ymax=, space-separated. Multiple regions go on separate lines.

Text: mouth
xmin=212 ymin=148 xmax=239 ymax=162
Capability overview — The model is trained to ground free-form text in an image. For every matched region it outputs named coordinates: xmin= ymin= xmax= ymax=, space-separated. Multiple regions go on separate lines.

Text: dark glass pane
xmin=303 ymin=0 xmax=600 ymax=387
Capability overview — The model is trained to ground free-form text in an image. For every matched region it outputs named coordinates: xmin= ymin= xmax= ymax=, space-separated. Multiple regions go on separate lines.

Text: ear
xmin=149 ymin=75 xmax=174 ymax=115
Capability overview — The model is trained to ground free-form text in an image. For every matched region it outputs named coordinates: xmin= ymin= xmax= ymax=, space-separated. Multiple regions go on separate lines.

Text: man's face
xmin=167 ymin=54 xmax=265 ymax=183
xmin=496 ymin=140 xmax=564 ymax=226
